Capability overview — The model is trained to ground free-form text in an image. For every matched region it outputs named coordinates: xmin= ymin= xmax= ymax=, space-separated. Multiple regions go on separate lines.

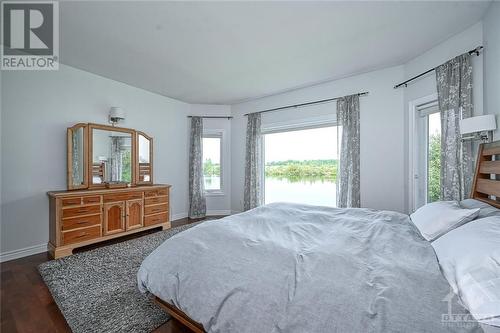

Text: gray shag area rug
xmin=38 ymin=221 xmax=204 ymax=333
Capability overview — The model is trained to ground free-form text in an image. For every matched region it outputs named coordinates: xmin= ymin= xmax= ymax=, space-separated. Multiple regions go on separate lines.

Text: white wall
xmin=402 ymin=22 xmax=484 ymax=213
xmin=483 ymin=2 xmax=500 ymax=138
xmin=189 ymin=104 xmax=232 ymax=215
xmin=0 ymin=64 xmax=222 ymax=259
xmin=231 ymin=66 xmax=405 ymax=213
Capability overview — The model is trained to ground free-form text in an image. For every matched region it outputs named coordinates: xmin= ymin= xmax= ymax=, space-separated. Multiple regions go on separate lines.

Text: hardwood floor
xmin=0 ymin=217 xmax=215 ymax=333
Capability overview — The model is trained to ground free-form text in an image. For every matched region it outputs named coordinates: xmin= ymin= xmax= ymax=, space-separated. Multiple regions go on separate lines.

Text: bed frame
xmin=153 ymin=142 xmax=500 ymax=332
xmin=471 ymin=141 xmax=500 ymax=208
xmin=154 ymin=297 xmax=205 ymax=333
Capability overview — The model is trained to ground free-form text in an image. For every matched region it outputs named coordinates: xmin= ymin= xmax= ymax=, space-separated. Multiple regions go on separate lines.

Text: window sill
xmin=205 ymin=191 xmax=225 ymax=197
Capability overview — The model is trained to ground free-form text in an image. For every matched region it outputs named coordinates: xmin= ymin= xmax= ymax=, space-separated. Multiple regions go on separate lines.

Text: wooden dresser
xmin=47 ymin=184 xmax=171 ymax=258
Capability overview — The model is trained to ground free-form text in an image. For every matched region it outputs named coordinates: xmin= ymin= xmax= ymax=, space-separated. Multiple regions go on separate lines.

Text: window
xmin=264 ymin=125 xmax=338 ymax=207
xmin=414 ymin=101 xmax=441 ymax=208
xmin=203 ymin=134 xmax=222 ymax=191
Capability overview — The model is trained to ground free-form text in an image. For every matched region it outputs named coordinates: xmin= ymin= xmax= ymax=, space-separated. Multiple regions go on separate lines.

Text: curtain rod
xmin=394 ymin=46 xmax=483 ymax=89
xmin=187 ymin=116 xmax=233 ymax=119
xmin=243 ymin=91 xmax=369 ymax=116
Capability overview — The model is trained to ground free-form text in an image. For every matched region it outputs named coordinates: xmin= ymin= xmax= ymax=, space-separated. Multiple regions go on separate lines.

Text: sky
xmin=202 ymin=126 xmax=338 ymax=165
xmin=203 ymin=137 xmax=221 ymax=163
xmin=265 ymin=126 xmax=338 ymax=162
xmin=428 ymin=112 xmax=441 ymax=136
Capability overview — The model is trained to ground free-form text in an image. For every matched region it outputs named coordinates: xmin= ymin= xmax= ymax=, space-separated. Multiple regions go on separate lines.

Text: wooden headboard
xmin=471 ymin=141 xmax=500 ymax=208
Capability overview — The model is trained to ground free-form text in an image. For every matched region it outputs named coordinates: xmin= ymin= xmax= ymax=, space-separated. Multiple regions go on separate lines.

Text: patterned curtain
xmin=188 ymin=117 xmax=207 ymax=218
xmin=244 ymin=113 xmax=263 ymax=210
xmin=336 ymin=94 xmax=361 ymax=208
xmin=436 ymin=53 xmax=473 ymax=201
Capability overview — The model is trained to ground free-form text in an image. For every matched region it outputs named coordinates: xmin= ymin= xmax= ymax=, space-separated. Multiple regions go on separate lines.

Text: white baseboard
xmin=206 ymin=210 xmax=231 ymax=216
xmin=231 ymin=210 xmax=243 ymax=215
xmin=0 ymin=243 xmax=48 ymax=263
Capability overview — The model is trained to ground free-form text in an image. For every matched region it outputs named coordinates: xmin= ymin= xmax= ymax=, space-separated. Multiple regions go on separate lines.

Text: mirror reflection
xmin=92 ymin=129 xmax=132 ymax=184
xmin=138 ymin=134 xmax=151 ymax=182
xmin=71 ymin=127 xmax=85 ymax=186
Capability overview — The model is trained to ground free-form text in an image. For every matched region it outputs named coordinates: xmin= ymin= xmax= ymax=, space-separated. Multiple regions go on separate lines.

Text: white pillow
xmin=432 ymin=216 xmax=500 ymax=326
xmin=460 ymin=199 xmax=500 ymax=219
xmin=410 ymin=201 xmax=479 ymax=241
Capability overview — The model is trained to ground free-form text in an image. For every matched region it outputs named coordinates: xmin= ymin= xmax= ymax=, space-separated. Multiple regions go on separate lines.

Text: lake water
xmin=203 ymin=176 xmax=220 ymax=190
xmin=204 ymin=176 xmax=221 ymax=190
xmin=205 ymin=176 xmax=337 ymax=207
xmin=265 ymin=177 xmax=337 ymax=207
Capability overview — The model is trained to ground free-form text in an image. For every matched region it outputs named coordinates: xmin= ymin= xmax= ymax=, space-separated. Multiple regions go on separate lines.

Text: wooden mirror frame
xmin=136 ymin=131 xmax=153 ymax=185
xmin=67 ymin=123 xmax=154 ymax=190
xmin=67 ymin=123 xmax=89 ymax=190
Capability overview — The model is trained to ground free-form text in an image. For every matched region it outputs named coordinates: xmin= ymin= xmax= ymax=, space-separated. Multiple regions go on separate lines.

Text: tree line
xmin=265 ymin=159 xmax=338 ymax=180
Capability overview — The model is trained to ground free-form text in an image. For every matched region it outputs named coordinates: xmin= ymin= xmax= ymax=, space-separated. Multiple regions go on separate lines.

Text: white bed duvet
xmin=138 ymin=203 xmax=480 ymax=332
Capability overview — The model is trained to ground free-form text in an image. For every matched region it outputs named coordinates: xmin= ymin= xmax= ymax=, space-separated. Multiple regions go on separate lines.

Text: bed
xmin=138 ymin=142 xmax=500 ymax=333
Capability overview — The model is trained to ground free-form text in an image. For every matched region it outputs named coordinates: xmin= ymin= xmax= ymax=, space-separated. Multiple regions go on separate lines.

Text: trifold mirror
xmin=67 ymin=123 xmax=153 ymax=190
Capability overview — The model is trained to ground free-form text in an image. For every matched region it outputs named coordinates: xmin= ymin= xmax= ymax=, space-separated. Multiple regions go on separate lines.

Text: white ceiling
xmin=60 ymin=1 xmax=490 ymax=104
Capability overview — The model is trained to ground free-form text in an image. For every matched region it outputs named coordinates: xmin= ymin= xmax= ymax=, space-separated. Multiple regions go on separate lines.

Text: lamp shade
xmin=109 ymin=107 xmax=125 ymax=120
xmin=459 ymin=115 xmax=496 ymax=135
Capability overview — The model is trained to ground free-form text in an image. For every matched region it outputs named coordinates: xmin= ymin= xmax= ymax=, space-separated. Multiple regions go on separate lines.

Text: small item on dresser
xmin=105 ymin=182 xmax=128 ymax=189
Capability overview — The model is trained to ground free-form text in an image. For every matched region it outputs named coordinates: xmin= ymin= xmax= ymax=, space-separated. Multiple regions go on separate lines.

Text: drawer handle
xmin=77 ymin=208 xmax=89 ymax=213
xmin=76 ymin=220 xmax=88 ymax=224
xmin=152 ymin=208 xmax=161 ymax=212
xmin=76 ymin=232 xmax=87 ymax=238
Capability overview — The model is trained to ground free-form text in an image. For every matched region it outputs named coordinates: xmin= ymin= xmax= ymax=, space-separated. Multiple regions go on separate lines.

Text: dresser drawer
xmin=144 ymin=190 xmax=158 ymax=198
xmin=103 ymin=192 xmax=142 ymax=203
xmin=62 ymin=214 xmax=101 ymax=231
xmin=62 ymin=205 xmax=101 ymax=218
xmin=63 ymin=225 xmax=101 ymax=245
xmin=144 ymin=204 xmax=168 ymax=215
xmin=144 ymin=188 xmax=169 ymax=197
xmin=62 ymin=197 xmax=82 ymax=206
xmin=157 ymin=188 xmax=168 ymax=196
xmin=144 ymin=212 xmax=168 ymax=226
xmin=144 ymin=195 xmax=168 ymax=206
xmin=82 ymin=195 xmax=101 ymax=204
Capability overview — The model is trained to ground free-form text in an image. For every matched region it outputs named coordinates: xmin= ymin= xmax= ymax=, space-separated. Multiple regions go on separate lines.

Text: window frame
xmin=202 ymin=130 xmax=224 ymax=196
xmin=408 ymin=94 xmax=439 ymax=211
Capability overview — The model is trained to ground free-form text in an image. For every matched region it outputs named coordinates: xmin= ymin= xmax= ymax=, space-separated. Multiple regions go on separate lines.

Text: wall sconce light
xmin=460 ymin=114 xmax=497 ymax=143
xmin=109 ymin=107 xmax=125 ymax=126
